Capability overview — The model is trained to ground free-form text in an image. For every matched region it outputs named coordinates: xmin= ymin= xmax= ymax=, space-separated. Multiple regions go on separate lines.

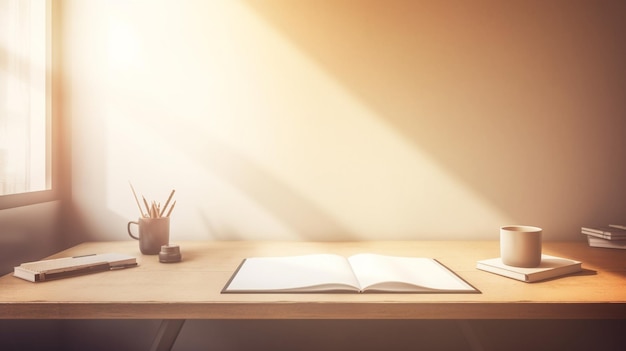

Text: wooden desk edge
xmin=4 ymin=301 xmax=626 ymax=320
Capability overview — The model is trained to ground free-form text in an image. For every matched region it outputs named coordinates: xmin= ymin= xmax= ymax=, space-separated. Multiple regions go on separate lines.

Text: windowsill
xmin=0 ymin=190 xmax=59 ymax=211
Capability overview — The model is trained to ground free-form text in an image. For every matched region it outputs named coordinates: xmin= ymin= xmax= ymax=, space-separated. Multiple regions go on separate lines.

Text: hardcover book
xmin=586 ymin=235 xmax=626 ymax=250
xmin=14 ymin=253 xmax=138 ymax=282
xmin=476 ymin=255 xmax=582 ymax=283
xmin=223 ymin=253 xmax=479 ymax=293
xmin=581 ymin=225 xmax=626 ymax=240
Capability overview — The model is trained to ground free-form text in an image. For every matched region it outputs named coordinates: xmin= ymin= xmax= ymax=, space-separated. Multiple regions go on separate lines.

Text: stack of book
xmin=581 ymin=225 xmax=626 ymax=250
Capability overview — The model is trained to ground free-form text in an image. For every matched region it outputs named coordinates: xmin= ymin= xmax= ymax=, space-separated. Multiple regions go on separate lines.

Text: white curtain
xmin=0 ymin=0 xmax=48 ymax=195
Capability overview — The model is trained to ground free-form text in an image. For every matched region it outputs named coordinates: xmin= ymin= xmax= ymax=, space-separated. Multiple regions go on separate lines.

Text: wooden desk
xmin=1 ymin=241 xmax=625 ymax=350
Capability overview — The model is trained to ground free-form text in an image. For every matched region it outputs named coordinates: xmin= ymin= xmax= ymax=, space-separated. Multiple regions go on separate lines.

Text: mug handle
xmin=127 ymin=221 xmax=140 ymax=240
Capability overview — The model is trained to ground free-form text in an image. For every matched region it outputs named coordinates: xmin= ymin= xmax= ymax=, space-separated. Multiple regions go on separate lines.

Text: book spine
xmin=587 ymin=236 xmax=626 ymax=250
xmin=528 ymin=264 xmax=582 ymax=282
xmin=582 ymin=226 xmax=626 ymax=235
xmin=581 ymin=230 xmax=626 ymax=240
xmin=581 ymin=227 xmax=609 ymax=235
xmin=476 ymin=263 xmax=527 ymax=282
xmin=13 ymin=262 xmax=112 ymax=282
xmin=582 ymin=230 xmax=611 ymax=240
xmin=41 ymin=262 xmax=111 ymax=281
xmin=13 ymin=267 xmax=37 ymax=282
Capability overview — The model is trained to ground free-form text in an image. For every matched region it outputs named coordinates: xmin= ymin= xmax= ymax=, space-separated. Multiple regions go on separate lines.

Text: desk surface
xmin=1 ymin=241 xmax=625 ymax=319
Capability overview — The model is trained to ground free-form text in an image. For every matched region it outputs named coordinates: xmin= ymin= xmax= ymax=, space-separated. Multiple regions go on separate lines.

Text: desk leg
xmin=456 ymin=320 xmax=485 ymax=351
xmin=149 ymin=319 xmax=186 ymax=351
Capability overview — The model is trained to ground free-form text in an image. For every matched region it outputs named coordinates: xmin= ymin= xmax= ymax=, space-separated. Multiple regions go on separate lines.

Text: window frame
xmin=0 ymin=0 xmax=59 ymax=210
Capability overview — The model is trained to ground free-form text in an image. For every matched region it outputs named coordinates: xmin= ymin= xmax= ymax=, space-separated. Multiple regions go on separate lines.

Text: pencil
xmin=129 ymin=182 xmax=146 ymax=218
xmin=160 ymin=189 xmax=175 ymax=217
xmin=142 ymin=196 xmax=151 ymax=218
xmin=166 ymin=200 xmax=176 ymax=217
xmin=151 ymin=201 xmax=159 ymax=218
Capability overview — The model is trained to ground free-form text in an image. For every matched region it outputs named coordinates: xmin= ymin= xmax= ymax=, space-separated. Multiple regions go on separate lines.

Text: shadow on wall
xmin=243 ymin=0 xmax=626 ymax=235
xmin=189 ymin=137 xmax=359 ymax=240
xmin=104 ymin=89 xmax=359 ymax=241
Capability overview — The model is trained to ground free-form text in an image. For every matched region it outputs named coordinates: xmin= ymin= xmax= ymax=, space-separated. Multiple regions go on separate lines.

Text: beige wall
xmin=59 ymin=0 xmax=626 ymax=243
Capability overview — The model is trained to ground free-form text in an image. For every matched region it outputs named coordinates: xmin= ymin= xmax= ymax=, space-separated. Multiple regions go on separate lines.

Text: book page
xmin=348 ymin=254 xmax=476 ymax=292
xmin=224 ymin=254 xmax=360 ymax=292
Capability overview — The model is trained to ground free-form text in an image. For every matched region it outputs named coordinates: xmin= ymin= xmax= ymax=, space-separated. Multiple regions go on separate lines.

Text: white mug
xmin=500 ymin=225 xmax=542 ymax=267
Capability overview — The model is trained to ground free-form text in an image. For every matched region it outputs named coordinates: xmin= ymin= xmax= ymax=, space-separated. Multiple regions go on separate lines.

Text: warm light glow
xmin=61 ymin=0 xmax=626 ymax=241
xmin=107 ymin=19 xmax=140 ymax=70
xmin=99 ymin=1 xmax=511 ymax=241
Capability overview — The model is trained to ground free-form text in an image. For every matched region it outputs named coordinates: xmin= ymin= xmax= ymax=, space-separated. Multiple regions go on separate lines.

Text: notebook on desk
xmin=14 ymin=253 xmax=138 ymax=282
xmin=222 ymin=253 xmax=480 ymax=293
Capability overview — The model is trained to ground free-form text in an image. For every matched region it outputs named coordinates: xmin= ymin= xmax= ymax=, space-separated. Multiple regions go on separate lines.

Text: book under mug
xmin=476 ymin=255 xmax=582 ymax=283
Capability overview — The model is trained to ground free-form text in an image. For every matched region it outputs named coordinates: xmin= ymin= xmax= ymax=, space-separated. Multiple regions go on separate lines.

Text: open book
xmin=223 ymin=253 xmax=478 ymax=293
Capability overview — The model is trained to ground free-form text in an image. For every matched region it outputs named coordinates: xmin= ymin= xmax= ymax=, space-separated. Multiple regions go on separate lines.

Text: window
xmin=0 ymin=0 xmax=54 ymax=208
